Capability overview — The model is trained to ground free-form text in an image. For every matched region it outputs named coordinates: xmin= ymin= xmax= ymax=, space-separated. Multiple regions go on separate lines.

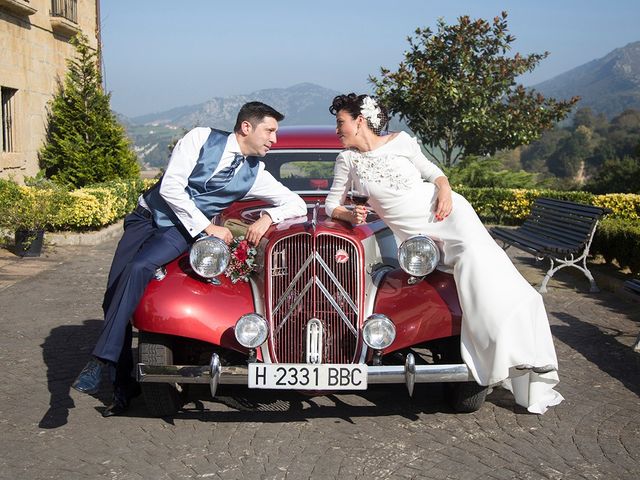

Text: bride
xmin=324 ymin=93 xmax=564 ymax=414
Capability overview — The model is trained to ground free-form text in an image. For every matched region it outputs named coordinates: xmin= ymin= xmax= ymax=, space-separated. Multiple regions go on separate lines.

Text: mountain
xmin=124 ymin=83 xmax=341 ymax=169
xmin=132 ymin=83 xmax=339 ymax=129
xmin=533 ymin=41 xmax=640 ymax=118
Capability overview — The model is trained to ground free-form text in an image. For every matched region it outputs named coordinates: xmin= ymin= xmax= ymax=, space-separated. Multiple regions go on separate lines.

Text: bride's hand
xmin=435 ymin=185 xmax=452 ymax=221
xmin=352 ymin=205 xmax=368 ymax=224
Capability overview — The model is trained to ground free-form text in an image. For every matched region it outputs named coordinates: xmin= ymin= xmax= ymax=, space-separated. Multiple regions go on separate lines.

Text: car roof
xmin=272 ymin=126 xmax=342 ymax=149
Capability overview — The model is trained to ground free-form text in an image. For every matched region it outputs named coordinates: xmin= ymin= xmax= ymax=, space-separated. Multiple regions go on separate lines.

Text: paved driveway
xmin=0 ymin=239 xmax=638 ymax=480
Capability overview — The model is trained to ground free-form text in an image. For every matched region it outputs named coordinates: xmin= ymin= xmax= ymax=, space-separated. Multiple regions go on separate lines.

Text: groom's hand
xmin=246 ymin=213 xmax=272 ymax=245
xmin=203 ymin=224 xmax=233 ymax=244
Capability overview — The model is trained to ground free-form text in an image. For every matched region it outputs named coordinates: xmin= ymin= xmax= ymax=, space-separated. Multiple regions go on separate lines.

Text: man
xmin=72 ymin=102 xmax=306 ymax=416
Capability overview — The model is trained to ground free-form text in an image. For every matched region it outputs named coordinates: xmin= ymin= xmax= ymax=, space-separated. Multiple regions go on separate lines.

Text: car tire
xmin=444 ymin=381 xmax=488 ymax=413
xmin=138 ymin=332 xmax=185 ymax=417
xmin=432 ymin=336 xmax=488 ymax=413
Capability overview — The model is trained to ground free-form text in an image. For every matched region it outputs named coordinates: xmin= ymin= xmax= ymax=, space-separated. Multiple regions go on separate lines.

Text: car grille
xmin=268 ymin=233 xmax=361 ymax=363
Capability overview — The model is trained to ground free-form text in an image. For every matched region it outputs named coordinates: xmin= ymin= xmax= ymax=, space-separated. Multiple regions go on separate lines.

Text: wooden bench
xmin=490 ymin=198 xmax=610 ymax=293
xmin=623 ymin=279 xmax=640 ymax=352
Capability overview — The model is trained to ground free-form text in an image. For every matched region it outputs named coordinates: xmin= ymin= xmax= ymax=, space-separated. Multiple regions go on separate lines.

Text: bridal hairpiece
xmin=360 ymin=96 xmax=382 ymax=129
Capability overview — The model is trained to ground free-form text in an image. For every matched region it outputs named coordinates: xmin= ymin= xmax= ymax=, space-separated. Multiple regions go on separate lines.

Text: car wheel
xmin=444 ymin=381 xmax=488 ymax=413
xmin=138 ymin=332 xmax=185 ymax=417
xmin=432 ymin=336 xmax=488 ymax=413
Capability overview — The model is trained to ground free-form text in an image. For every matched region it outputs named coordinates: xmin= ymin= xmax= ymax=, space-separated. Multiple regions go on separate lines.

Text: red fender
xmin=132 ymin=254 xmax=253 ymax=353
xmin=373 ymin=269 xmax=462 ymax=353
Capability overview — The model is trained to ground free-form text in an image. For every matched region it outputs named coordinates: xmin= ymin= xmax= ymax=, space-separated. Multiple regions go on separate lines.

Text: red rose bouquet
xmin=225 ymin=236 xmax=257 ymax=283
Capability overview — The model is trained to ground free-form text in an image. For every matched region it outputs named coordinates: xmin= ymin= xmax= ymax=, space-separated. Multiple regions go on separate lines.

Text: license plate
xmin=248 ymin=364 xmax=368 ymax=390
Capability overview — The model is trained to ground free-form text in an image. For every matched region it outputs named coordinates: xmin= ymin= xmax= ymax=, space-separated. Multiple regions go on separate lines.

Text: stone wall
xmin=0 ymin=0 xmax=99 ymax=181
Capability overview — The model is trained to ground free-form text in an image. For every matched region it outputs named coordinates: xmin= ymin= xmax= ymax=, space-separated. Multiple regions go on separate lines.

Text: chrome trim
xmin=306 ymin=318 xmax=323 ymax=364
xmin=271 ymin=254 xmax=314 ymax=315
xmin=367 ymin=363 xmax=473 ymax=384
xmin=315 ymin=277 xmax=358 ymax=336
xmin=209 ymin=353 xmax=221 ymax=397
xmin=274 ymin=277 xmax=315 ymax=335
xmin=268 ymin=232 xmax=361 ymax=364
xmin=314 ymin=252 xmax=358 ymax=313
xmin=405 ymin=353 xmax=416 ymax=397
xmin=136 ymin=356 xmax=475 ymax=396
xmin=312 ymin=201 xmax=319 ymax=230
xmin=153 ymin=266 xmax=167 ymax=281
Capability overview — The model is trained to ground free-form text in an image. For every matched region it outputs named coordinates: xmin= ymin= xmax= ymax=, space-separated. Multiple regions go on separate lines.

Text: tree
xmin=39 ymin=34 xmax=139 ymax=188
xmin=584 ymin=156 xmax=640 ymax=194
xmin=572 ymin=107 xmax=608 ymax=133
xmin=546 ymin=126 xmax=592 ymax=179
xmin=446 ymin=156 xmax=540 ymax=188
xmin=370 ymin=12 xmax=579 ymax=168
xmin=607 ymin=109 xmax=640 ymax=159
xmin=520 ymin=128 xmax=570 ymax=173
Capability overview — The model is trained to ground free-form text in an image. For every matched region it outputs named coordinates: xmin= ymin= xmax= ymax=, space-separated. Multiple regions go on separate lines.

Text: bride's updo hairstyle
xmin=329 ymin=93 xmax=389 ymax=135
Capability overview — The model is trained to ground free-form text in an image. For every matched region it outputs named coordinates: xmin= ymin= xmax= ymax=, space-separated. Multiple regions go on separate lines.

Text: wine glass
xmin=348 ymin=180 xmax=369 ymax=224
xmin=348 ymin=179 xmax=369 ymax=206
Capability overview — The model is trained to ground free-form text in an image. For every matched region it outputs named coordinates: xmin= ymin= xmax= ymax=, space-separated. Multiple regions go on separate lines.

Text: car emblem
xmin=335 ymin=249 xmax=349 ymax=264
xmin=272 ymin=248 xmax=288 ymax=276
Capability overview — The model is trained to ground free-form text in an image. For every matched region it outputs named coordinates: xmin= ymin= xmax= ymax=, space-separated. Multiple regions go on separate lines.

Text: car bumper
xmin=136 ymin=353 xmax=475 ymax=398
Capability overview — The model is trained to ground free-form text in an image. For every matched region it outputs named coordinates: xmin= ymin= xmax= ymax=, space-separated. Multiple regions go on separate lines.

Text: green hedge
xmin=0 ymin=178 xmax=154 ymax=232
xmin=51 ymin=178 xmax=154 ymax=230
xmin=591 ymin=218 xmax=640 ymax=273
xmin=454 ymin=187 xmax=640 ymax=274
xmin=455 ymin=187 xmax=640 ymax=224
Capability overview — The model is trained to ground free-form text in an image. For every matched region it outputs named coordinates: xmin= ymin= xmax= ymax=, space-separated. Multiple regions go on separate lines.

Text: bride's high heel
xmin=514 ymin=364 xmax=557 ymax=374
xmin=532 ymin=365 xmax=557 ymax=374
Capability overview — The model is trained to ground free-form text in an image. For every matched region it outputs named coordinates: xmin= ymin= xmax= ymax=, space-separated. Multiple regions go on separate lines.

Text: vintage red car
xmin=132 ymin=126 xmax=488 ymax=417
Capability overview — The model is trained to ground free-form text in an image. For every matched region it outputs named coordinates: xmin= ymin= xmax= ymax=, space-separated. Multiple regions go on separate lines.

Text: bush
xmin=0 ymin=178 xmax=67 ymax=231
xmin=591 ymin=218 xmax=640 ymax=273
xmin=0 ymin=178 xmax=152 ymax=232
xmin=455 ymin=187 xmax=639 ymax=224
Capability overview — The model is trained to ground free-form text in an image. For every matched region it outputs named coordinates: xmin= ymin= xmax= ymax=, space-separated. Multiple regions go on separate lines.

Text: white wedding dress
xmin=325 ymin=132 xmax=564 ymax=414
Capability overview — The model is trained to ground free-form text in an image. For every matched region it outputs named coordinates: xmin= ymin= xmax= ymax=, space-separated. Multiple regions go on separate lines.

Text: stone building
xmin=0 ymin=0 xmax=100 ymax=181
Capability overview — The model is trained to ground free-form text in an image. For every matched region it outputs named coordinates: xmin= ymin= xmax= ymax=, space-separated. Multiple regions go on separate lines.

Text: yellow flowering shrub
xmin=0 ymin=180 xmax=65 ymax=231
xmin=455 ymin=187 xmax=640 ymax=224
xmin=592 ymin=193 xmax=640 ymax=220
xmin=0 ymin=178 xmax=151 ymax=232
xmin=53 ymin=179 xmax=153 ymax=230
xmin=52 ymin=190 xmax=114 ymax=229
xmin=498 ymin=189 xmax=537 ymax=221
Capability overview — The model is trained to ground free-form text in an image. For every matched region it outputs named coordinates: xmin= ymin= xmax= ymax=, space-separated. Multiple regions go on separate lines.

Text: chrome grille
xmin=268 ymin=233 xmax=361 ymax=363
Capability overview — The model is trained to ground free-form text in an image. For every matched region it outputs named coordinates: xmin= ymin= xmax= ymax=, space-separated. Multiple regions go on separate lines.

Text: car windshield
xmin=263 ymin=150 xmax=340 ymax=192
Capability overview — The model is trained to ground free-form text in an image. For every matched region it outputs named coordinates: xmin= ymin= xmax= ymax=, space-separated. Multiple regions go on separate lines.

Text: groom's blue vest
xmin=145 ymin=129 xmax=260 ymax=229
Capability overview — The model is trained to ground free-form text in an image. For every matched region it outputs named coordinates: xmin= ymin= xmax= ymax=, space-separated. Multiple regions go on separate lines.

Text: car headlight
xmin=362 ymin=314 xmax=396 ymax=350
xmin=398 ymin=235 xmax=440 ymax=277
xmin=189 ymin=236 xmax=230 ymax=279
xmin=235 ymin=314 xmax=269 ymax=348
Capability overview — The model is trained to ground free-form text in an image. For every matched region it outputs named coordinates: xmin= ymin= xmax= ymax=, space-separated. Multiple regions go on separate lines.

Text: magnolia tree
xmin=370 ymin=12 xmax=579 ymax=167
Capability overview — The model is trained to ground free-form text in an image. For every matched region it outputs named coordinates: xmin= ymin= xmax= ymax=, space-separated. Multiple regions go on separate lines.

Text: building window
xmin=51 ymin=0 xmax=77 ymax=23
xmin=1 ymin=87 xmax=17 ymax=153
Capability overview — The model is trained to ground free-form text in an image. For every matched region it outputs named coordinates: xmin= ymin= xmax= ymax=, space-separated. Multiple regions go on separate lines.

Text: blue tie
xmin=208 ymin=153 xmax=245 ymax=190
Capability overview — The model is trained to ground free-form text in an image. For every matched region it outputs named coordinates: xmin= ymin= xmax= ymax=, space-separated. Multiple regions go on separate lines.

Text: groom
xmin=72 ymin=102 xmax=306 ymax=416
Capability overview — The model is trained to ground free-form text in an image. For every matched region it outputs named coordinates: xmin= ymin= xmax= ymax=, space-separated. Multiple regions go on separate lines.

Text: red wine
xmin=350 ymin=194 xmax=369 ymax=205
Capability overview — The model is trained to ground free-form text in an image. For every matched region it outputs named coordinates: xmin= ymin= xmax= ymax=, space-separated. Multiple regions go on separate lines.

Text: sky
xmin=99 ymin=0 xmax=640 ymax=118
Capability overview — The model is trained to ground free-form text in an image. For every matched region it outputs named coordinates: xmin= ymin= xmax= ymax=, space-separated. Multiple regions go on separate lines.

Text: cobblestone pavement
xmin=0 ymin=239 xmax=638 ymax=480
